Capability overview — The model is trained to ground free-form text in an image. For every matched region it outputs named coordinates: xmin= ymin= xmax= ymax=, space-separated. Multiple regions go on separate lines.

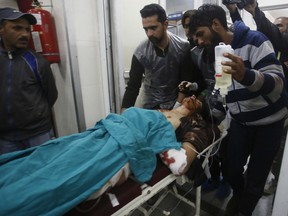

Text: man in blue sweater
xmin=189 ymin=4 xmax=287 ymax=216
xmin=223 ymin=0 xmax=288 ymax=196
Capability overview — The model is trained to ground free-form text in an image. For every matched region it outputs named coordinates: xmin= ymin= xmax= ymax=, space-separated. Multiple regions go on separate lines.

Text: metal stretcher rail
xmin=112 ymin=130 xmax=228 ymax=216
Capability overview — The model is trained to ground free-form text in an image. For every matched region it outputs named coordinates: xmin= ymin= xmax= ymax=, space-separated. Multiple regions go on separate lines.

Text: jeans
xmin=0 ymin=130 xmax=53 ymax=154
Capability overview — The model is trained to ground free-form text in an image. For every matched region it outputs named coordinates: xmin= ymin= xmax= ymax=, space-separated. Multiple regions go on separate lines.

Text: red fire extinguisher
xmin=27 ymin=1 xmax=60 ymax=63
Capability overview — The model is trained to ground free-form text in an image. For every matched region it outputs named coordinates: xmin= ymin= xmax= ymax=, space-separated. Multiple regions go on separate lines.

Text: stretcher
xmin=66 ymin=130 xmax=227 ymax=216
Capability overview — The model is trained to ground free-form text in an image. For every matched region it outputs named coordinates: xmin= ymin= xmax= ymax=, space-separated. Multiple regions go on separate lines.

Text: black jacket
xmin=230 ymin=8 xmax=288 ymax=82
xmin=0 ymin=46 xmax=58 ymax=140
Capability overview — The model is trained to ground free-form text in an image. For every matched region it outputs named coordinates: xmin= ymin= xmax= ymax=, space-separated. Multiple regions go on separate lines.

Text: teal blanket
xmin=0 ymin=107 xmax=181 ymax=216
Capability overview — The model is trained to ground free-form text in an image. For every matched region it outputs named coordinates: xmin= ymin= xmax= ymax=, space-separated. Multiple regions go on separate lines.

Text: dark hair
xmin=140 ymin=4 xmax=167 ymax=23
xmin=181 ymin=9 xmax=197 ymax=28
xmin=189 ymin=4 xmax=228 ymax=35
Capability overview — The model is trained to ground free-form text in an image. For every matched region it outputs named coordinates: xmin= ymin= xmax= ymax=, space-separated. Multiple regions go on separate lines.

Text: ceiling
xmin=266 ymin=9 xmax=288 ymax=20
xmin=260 ymin=3 xmax=288 ymax=21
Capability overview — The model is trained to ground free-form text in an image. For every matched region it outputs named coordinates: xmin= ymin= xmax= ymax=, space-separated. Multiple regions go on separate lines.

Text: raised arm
xmin=244 ymin=1 xmax=283 ymax=53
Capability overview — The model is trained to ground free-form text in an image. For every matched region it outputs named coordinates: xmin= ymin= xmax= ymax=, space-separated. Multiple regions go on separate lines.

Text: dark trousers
xmin=209 ymin=134 xmax=229 ymax=180
xmin=0 ymin=130 xmax=53 ymax=154
xmin=223 ymin=118 xmax=284 ymax=216
xmin=271 ymin=123 xmax=288 ymax=181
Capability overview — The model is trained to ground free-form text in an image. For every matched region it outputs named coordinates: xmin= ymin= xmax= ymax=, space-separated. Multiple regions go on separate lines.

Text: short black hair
xmin=140 ymin=4 xmax=167 ymax=23
xmin=181 ymin=10 xmax=197 ymax=28
xmin=189 ymin=4 xmax=228 ymax=34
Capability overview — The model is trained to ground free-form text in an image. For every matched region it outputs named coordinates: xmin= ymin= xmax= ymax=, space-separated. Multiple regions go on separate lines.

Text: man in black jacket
xmin=223 ymin=0 xmax=288 ymax=92
xmin=0 ymin=7 xmax=58 ymax=154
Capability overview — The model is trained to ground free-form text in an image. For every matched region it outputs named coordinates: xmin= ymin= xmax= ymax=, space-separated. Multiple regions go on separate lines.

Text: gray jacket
xmin=134 ymin=32 xmax=190 ymax=109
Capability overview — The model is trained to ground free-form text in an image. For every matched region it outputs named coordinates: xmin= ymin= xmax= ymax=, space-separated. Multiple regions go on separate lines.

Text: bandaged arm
xmin=160 ymin=142 xmax=198 ymax=175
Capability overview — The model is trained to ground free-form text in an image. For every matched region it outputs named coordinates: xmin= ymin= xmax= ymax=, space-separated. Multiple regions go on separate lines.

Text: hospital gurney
xmin=66 ymin=130 xmax=228 ymax=216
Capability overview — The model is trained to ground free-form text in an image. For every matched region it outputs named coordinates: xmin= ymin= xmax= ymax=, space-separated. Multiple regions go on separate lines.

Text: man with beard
xmin=0 ymin=8 xmax=58 ymax=154
xmin=223 ymin=0 xmax=288 ymax=196
xmin=180 ymin=9 xmax=232 ymax=200
xmin=121 ymin=4 xmax=205 ymax=112
xmin=189 ymin=4 xmax=287 ymax=216
xmin=181 ymin=7 xmax=227 ymax=107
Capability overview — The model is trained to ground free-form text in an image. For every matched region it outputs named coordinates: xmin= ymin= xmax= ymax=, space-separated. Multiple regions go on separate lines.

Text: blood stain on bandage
xmin=161 ymin=151 xmax=175 ymax=166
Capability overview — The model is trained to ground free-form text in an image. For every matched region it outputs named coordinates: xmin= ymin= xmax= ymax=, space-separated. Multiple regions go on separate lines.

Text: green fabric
xmin=0 ymin=107 xmax=181 ymax=216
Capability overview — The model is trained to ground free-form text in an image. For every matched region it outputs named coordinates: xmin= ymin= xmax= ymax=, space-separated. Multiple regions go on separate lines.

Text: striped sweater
xmin=226 ymin=21 xmax=287 ymax=126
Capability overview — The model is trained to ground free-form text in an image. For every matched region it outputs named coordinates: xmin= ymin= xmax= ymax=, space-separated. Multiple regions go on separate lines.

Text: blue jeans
xmin=0 ymin=130 xmax=53 ymax=154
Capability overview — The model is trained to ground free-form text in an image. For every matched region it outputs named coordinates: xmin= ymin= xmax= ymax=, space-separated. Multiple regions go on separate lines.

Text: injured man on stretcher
xmin=0 ymin=95 xmax=221 ymax=216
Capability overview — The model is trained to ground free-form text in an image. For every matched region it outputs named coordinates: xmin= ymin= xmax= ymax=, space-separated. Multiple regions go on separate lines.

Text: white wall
xmin=62 ymin=0 xmax=110 ymax=129
xmin=259 ymin=0 xmax=287 ymax=7
xmin=52 ymin=0 xmax=166 ymax=131
xmin=41 ymin=0 xmax=111 ymax=134
xmin=44 ymin=0 xmax=79 ymax=136
xmin=0 ymin=0 xmax=17 ymax=8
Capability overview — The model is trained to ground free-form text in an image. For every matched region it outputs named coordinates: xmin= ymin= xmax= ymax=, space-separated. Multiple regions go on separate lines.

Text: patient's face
xmin=182 ymin=95 xmax=202 ymax=113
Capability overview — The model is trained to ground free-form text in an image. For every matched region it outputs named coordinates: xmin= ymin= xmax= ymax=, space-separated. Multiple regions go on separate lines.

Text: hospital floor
xmin=129 ymin=180 xmax=275 ymax=216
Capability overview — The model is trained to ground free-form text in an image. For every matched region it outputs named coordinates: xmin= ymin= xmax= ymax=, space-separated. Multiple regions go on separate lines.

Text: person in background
xmin=179 ymin=9 xmax=205 ymax=103
xmin=189 ymin=4 xmax=287 ymax=216
xmin=181 ymin=9 xmax=197 ymax=48
xmin=223 ymin=0 xmax=288 ymax=92
xmin=0 ymin=7 xmax=58 ymax=154
xmin=223 ymin=0 xmax=288 ymax=195
xmin=180 ymin=8 xmax=231 ymax=199
xmin=121 ymin=4 xmax=205 ymax=112
xmin=274 ymin=16 xmax=288 ymax=35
